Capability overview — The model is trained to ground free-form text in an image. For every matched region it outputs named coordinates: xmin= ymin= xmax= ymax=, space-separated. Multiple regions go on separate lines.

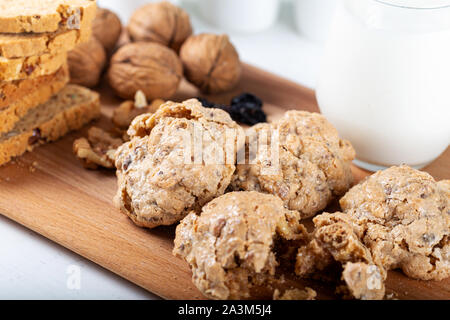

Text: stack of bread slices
xmin=0 ymin=0 xmax=100 ymax=166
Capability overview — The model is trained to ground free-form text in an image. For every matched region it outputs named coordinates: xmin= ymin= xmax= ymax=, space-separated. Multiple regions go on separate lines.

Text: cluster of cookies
xmin=113 ymin=99 xmax=449 ymax=300
xmin=295 ymin=167 xmax=449 ymax=299
xmin=0 ymin=0 xmax=100 ymax=166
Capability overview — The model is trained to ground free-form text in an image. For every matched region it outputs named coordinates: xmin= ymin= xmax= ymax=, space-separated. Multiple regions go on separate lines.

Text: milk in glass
xmin=317 ymin=0 xmax=450 ymax=171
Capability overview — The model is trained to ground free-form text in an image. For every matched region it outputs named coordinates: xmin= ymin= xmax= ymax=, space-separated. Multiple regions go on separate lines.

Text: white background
xmin=0 ymin=0 xmax=328 ymax=299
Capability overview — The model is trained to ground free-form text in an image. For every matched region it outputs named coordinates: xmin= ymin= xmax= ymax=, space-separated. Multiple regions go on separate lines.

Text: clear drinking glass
xmin=316 ymin=0 xmax=450 ymax=171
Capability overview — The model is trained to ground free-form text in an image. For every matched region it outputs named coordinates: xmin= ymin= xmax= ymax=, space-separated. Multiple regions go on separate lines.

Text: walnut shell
xmin=68 ymin=37 xmax=107 ymax=88
xmin=128 ymin=2 xmax=192 ymax=52
xmin=92 ymin=8 xmax=122 ymax=53
xmin=180 ymin=33 xmax=242 ymax=94
xmin=108 ymin=42 xmax=183 ymax=100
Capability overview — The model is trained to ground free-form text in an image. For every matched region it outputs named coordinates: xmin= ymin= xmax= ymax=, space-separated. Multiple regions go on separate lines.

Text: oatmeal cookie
xmin=231 ymin=111 xmax=355 ymax=218
xmin=173 ymin=191 xmax=309 ymax=300
xmin=342 ymin=262 xmax=385 ymax=300
xmin=114 ymin=99 xmax=239 ymax=228
xmin=340 ymin=165 xmax=450 ymax=281
xmin=295 ymin=212 xmax=386 ymax=300
xmin=295 ymin=166 xmax=449 ymax=299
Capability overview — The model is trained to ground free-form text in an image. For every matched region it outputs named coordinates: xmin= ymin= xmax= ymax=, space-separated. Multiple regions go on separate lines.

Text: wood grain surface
xmin=0 ymin=64 xmax=448 ymax=300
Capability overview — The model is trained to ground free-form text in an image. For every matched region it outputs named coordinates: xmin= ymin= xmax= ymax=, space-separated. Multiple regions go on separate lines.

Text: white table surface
xmin=0 ymin=2 xmax=325 ymax=300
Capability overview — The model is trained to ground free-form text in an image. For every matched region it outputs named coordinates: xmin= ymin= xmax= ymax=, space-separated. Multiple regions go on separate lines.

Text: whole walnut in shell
xmin=108 ymin=42 xmax=183 ymax=100
xmin=128 ymin=2 xmax=192 ymax=52
xmin=180 ymin=33 xmax=242 ymax=94
xmin=68 ymin=37 xmax=107 ymax=88
xmin=92 ymin=8 xmax=122 ymax=53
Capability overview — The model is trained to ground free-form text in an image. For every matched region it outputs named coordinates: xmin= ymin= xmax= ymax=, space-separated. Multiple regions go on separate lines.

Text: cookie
xmin=0 ymin=64 xmax=69 ymax=134
xmin=114 ymin=99 xmax=240 ymax=228
xmin=0 ymin=27 xmax=91 ymax=59
xmin=0 ymin=65 xmax=67 ymax=108
xmin=173 ymin=191 xmax=309 ymax=300
xmin=295 ymin=212 xmax=386 ymax=300
xmin=0 ymin=50 xmax=67 ymax=81
xmin=340 ymin=166 xmax=450 ymax=281
xmin=0 ymin=84 xmax=100 ymax=166
xmin=295 ymin=166 xmax=449 ymax=299
xmin=231 ymin=111 xmax=355 ymax=218
xmin=0 ymin=0 xmax=97 ymax=33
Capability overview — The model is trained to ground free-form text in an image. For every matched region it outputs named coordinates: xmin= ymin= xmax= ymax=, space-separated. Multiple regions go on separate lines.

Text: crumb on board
xmin=29 ymin=161 xmax=38 ymax=173
xmin=273 ymin=288 xmax=317 ymax=300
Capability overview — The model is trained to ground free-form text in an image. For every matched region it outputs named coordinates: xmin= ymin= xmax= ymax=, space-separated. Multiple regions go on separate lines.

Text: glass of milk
xmin=316 ymin=0 xmax=450 ymax=171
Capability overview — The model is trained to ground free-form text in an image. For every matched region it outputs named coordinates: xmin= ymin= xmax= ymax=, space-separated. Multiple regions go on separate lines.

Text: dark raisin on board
xmin=196 ymin=97 xmax=228 ymax=111
xmin=28 ymin=128 xmax=42 ymax=145
xmin=198 ymin=93 xmax=267 ymax=126
xmin=231 ymin=93 xmax=263 ymax=109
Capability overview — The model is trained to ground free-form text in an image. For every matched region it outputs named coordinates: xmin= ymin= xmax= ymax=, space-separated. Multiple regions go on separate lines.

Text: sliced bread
xmin=0 ymin=65 xmax=68 ymax=108
xmin=0 ymin=50 xmax=66 ymax=81
xmin=0 ymin=0 xmax=97 ymax=34
xmin=0 ymin=84 xmax=100 ymax=166
xmin=0 ymin=27 xmax=91 ymax=59
xmin=0 ymin=64 xmax=69 ymax=134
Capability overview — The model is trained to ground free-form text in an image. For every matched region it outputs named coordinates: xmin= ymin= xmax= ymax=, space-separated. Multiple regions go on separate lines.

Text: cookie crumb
xmin=29 ymin=161 xmax=38 ymax=173
xmin=273 ymin=288 xmax=317 ymax=300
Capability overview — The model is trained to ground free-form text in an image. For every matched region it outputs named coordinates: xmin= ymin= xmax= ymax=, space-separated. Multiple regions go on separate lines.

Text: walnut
xmin=128 ymin=2 xmax=192 ymax=52
xmin=68 ymin=37 xmax=107 ymax=88
xmin=108 ymin=42 xmax=183 ymax=100
xmin=73 ymin=127 xmax=124 ymax=169
xmin=180 ymin=33 xmax=242 ymax=94
xmin=92 ymin=8 xmax=122 ymax=53
xmin=112 ymin=92 xmax=165 ymax=129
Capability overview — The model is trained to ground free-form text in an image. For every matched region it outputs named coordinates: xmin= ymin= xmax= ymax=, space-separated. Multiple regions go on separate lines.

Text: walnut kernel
xmin=73 ymin=127 xmax=124 ymax=169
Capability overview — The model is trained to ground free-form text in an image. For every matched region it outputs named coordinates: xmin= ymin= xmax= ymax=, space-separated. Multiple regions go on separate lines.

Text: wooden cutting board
xmin=0 ymin=64 xmax=448 ymax=300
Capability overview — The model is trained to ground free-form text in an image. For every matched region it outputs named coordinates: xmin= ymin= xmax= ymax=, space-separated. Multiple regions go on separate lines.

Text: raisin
xmin=196 ymin=97 xmax=228 ymax=111
xmin=28 ymin=128 xmax=42 ymax=145
xmin=122 ymin=157 xmax=132 ymax=171
xmin=60 ymin=16 xmax=68 ymax=25
xmin=229 ymin=102 xmax=267 ymax=125
xmin=197 ymin=93 xmax=267 ymax=126
xmin=231 ymin=93 xmax=263 ymax=109
xmin=24 ymin=65 xmax=35 ymax=76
